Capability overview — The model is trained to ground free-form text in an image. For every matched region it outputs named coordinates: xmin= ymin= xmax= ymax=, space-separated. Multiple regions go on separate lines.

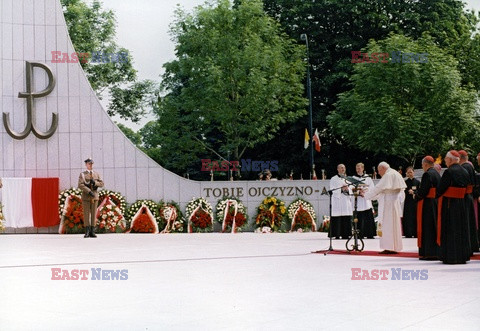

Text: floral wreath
xmin=58 ymin=187 xmax=82 ymax=221
xmin=98 ymin=190 xmax=127 ymax=214
xmin=95 ymin=196 xmax=126 ymax=233
xmin=158 ymin=200 xmax=186 ymax=233
xmin=215 ymin=197 xmax=248 ymax=233
xmin=58 ymin=197 xmax=85 ymax=234
xmin=0 ymin=204 xmax=5 ymax=233
xmin=254 ymin=196 xmax=286 ymax=232
xmin=58 ymin=188 xmax=84 ymax=234
xmin=125 ymin=200 xmax=160 ymax=232
xmin=185 ymin=197 xmax=213 ymax=233
xmin=318 ymin=215 xmax=330 ymax=232
xmin=287 ymin=198 xmax=317 ymax=232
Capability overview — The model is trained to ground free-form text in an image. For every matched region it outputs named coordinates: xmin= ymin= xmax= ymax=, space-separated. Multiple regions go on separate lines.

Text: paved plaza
xmin=1 ymin=232 xmax=479 ymax=330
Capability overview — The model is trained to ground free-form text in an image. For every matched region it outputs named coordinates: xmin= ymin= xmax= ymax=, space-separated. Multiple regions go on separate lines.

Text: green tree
xmin=328 ymin=34 xmax=479 ymax=164
xmin=150 ymin=0 xmax=307 ymax=175
xmin=61 ymin=0 xmax=155 ymax=122
xmin=261 ymin=0 xmax=480 ymax=174
xmin=116 ymin=123 xmax=143 ymax=147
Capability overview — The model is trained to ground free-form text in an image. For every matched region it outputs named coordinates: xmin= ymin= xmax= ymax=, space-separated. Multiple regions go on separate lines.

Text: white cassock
xmin=329 ymin=175 xmax=353 ymax=216
xmin=352 ymin=175 xmax=374 ymax=212
xmin=364 ymin=168 xmax=406 ymax=251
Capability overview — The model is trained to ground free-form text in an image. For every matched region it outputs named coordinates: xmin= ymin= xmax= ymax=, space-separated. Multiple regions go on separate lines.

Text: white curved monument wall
xmin=0 ymin=0 xmax=333 ymax=233
xmin=0 ymin=0 xmax=200 ymax=202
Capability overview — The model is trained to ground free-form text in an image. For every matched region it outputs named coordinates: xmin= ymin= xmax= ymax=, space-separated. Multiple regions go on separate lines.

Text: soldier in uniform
xmin=78 ymin=158 xmax=104 ymax=238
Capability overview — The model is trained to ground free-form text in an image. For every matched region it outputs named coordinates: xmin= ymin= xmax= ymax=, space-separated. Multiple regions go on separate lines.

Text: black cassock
xmin=415 ymin=168 xmax=441 ymax=259
xmin=403 ymin=177 xmax=420 ymax=237
xmin=436 ymin=164 xmax=470 ymax=264
xmin=461 ymin=162 xmax=479 ymax=254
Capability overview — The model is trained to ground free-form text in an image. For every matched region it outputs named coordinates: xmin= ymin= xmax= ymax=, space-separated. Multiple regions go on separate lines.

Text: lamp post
xmin=300 ymin=33 xmax=314 ymax=176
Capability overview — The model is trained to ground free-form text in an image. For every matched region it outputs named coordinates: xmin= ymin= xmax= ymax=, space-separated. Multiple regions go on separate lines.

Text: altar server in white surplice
xmin=329 ymin=164 xmax=353 ymax=239
xmin=363 ymin=162 xmax=406 ymax=253
xmin=352 ymin=162 xmax=376 ymax=239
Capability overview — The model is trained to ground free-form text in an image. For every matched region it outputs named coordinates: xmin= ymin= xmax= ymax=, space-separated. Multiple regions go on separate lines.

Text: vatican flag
xmin=304 ymin=128 xmax=310 ymax=149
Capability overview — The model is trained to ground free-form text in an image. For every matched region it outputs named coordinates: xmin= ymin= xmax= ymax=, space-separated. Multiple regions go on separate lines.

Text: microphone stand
xmin=316 ymin=184 xmax=347 ymax=255
xmin=315 ymin=176 xmax=366 ymax=255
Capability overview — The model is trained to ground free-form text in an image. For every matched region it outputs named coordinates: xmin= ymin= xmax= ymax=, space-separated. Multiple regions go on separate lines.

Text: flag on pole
xmin=304 ymin=128 xmax=310 ymax=149
xmin=313 ymin=128 xmax=321 ymax=152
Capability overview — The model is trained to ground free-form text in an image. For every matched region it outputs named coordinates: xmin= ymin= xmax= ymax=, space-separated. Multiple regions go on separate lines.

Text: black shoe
xmin=84 ymin=226 xmax=90 ymax=238
xmin=89 ymin=226 xmax=97 ymax=238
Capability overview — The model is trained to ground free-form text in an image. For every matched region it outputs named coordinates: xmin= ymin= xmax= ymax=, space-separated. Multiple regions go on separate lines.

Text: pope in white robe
xmin=364 ymin=162 xmax=406 ymax=253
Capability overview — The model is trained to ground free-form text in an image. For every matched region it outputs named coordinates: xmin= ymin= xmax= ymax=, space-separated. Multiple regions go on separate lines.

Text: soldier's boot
xmin=89 ymin=225 xmax=97 ymax=238
xmin=84 ymin=226 xmax=90 ymax=238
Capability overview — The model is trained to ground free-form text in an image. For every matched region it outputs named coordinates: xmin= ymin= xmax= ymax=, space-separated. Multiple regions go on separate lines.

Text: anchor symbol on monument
xmin=3 ymin=61 xmax=58 ymax=140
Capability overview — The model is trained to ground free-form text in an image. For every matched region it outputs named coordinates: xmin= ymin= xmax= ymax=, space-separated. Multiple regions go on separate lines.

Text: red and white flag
xmin=313 ymin=129 xmax=321 ymax=152
xmin=2 ymin=177 xmax=59 ymax=228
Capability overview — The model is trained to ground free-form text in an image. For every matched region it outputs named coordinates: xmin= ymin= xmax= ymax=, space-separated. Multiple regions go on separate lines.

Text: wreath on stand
xmin=185 ymin=197 xmax=213 ymax=233
xmin=58 ymin=188 xmax=84 ymax=234
xmin=98 ymin=190 xmax=127 ymax=215
xmin=287 ymin=199 xmax=317 ymax=232
xmin=254 ymin=196 xmax=286 ymax=232
xmin=126 ymin=200 xmax=160 ymax=233
xmin=0 ymin=204 xmax=5 ymax=233
xmin=318 ymin=216 xmax=330 ymax=232
xmin=158 ymin=201 xmax=186 ymax=233
xmin=95 ymin=196 xmax=126 ymax=233
xmin=215 ymin=197 xmax=248 ymax=233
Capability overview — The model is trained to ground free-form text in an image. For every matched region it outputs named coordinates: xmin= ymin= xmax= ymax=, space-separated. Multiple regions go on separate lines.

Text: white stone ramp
xmin=0 ymin=233 xmax=479 ymax=330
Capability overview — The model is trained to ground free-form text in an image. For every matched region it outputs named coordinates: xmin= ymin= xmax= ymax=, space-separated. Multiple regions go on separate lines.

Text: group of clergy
xmin=414 ymin=150 xmax=479 ymax=264
xmin=329 ymin=150 xmax=480 ymax=264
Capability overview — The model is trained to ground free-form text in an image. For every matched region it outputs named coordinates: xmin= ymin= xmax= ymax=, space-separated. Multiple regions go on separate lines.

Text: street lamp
xmin=300 ymin=33 xmax=314 ymax=177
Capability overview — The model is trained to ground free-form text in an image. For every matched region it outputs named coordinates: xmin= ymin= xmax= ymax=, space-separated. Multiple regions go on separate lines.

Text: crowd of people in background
xmin=327 ymin=150 xmax=480 ymax=264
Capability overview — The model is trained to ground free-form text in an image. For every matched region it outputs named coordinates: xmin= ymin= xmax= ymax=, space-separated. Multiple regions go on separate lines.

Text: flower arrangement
xmin=318 ymin=216 xmax=330 ymax=232
xmin=95 ymin=196 xmax=126 ymax=233
xmin=128 ymin=205 xmax=159 ymax=233
xmin=125 ymin=200 xmax=160 ymax=233
xmin=98 ymin=190 xmax=127 ymax=214
xmin=254 ymin=196 xmax=286 ymax=232
xmin=58 ymin=187 xmax=82 ymax=222
xmin=158 ymin=200 xmax=186 ymax=233
xmin=185 ymin=197 xmax=213 ymax=233
xmin=58 ymin=194 xmax=84 ymax=234
xmin=215 ymin=197 xmax=248 ymax=233
xmin=287 ymin=199 xmax=317 ymax=232
xmin=0 ymin=204 xmax=5 ymax=233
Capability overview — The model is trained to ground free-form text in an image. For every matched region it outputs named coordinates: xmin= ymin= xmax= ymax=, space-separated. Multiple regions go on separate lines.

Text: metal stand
xmin=314 ymin=176 xmax=366 ymax=255
xmin=320 ymin=186 xmax=344 ymax=255
xmin=346 ymin=189 xmax=364 ymax=252
xmin=325 ymin=189 xmax=334 ymax=254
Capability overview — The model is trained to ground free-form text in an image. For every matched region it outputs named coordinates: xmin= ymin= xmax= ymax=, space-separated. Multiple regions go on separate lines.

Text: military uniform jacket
xmin=78 ymin=170 xmax=104 ymax=201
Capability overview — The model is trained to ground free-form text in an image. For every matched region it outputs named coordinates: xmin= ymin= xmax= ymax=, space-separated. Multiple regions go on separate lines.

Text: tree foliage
xmin=150 ymin=0 xmax=307 ymax=175
xmin=61 ymin=0 xmax=155 ymax=122
xmin=261 ymin=0 xmax=480 ymax=174
xmin=328 ymin=34 xmax=479 ymax=163
xmin=116 ymin=123 xmax=143 ymax=147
